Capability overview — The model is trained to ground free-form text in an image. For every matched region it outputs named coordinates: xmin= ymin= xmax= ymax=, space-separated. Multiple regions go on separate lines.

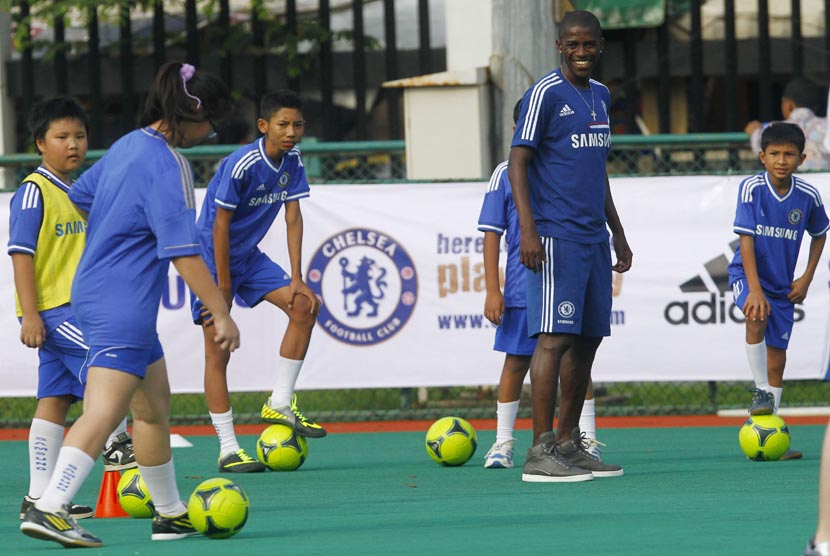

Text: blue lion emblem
xmin=340 ymin=256 xmax=387 ymax=317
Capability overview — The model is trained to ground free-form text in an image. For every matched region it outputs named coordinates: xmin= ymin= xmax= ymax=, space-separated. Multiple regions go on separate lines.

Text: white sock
xmin=769 ymin=386 xmax=783 ymax=413
xmin=106 ymin=417 xmax=128 ymax=446
xmin=746 ymin=341 xmax=769 ymax=390
xmin=270 ymin=357 xmax=304 ymax=407
xmin=210 ymin=409 xmax=240 ymax=458
xmin=28 ymin=418 xmax=65 ymax=499
xmin=36 ymin=446 xmax=95 ymax=513
xmin=139 ymin=460 xmax=186 ymax=517
xmin=579 ymin=399 xmax=597 ymax=440
xmin=495 ymin=400 xmax=519 ymax=444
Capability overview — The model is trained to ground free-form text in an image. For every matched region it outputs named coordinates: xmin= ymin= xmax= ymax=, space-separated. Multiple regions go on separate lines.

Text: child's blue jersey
xmin=477 ymin=161 xmax=525 ymax=308
xmin=511 ymin=69 xmax=611 ymax=244
xmin=69 ymin=127 xmax=201 ymax=347
xmin=728 ymin=172 xmax=830 ymax=297
xmin=196 ymin=138 xmax=309 ymax=273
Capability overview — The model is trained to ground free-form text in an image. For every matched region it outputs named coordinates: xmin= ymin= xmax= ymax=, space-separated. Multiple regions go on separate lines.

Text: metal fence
xmin=0 ymin=132 xmax=769 ymax=191
xmin=2 ymin=134 xmax=829 ymax=427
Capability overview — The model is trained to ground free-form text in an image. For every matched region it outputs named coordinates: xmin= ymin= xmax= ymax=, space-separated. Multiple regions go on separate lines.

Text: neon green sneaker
xmin=261 ymin=394 xmax=327 ymax=438
xmin=218 ymin=449 xmax=266 ymax=473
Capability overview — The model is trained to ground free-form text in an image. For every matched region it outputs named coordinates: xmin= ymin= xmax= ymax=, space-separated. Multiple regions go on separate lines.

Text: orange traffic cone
xmin=94 ymin=469 xmax=129 ymax=518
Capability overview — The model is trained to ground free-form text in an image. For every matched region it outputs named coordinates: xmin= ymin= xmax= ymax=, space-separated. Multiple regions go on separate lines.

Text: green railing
xmin=0 ymin=133 xmax=764 ymax=191
xmin=0 ymin=140 xmax=408 ymax=190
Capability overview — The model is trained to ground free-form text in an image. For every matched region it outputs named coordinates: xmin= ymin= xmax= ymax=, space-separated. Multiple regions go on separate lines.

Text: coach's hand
xmin=612 ymin=233 xmax=633 ymax=273
xmin=520 ymin=230 xmax=546 ymax=273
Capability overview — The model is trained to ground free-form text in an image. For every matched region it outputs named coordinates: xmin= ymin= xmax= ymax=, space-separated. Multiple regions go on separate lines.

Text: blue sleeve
xmin=477 ymin=164 xmax=508 ymax=235
xmin=69 ymin=157 xmax=104 ymax=213
xmin=7 ymin=182 xmax=43 ymax=255
xmin=733 ymin=180 xmax=756 ymax=236
xmin=512 ymin=87 xmax=550 ymax=150
xmin=806 ymin=200 xmax=830 ymax=237
xmin=213 ymin=160 xmax=241 ymax=211
xmin=285 ymin=156 xmax=310 ymax=202
xmin=145 ymin=165 xmax=200 ymax=260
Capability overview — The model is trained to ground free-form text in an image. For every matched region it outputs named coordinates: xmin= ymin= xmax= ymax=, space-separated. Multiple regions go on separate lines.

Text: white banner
xmin=2 ymin=175 xmax=830 ymax=396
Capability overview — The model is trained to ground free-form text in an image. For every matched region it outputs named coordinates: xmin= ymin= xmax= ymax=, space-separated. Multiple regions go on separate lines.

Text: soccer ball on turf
xmin=187 ymin=478 xmax=249 ymax=539
xmin=425 ymin=416 xmax=477 ymax=466
xmin=739 ymin=414 xmax=791 ymax=461
xmin=117 ymin=468 xmax=154 ymax=518
xmin=256 ymin=424 xmax=309 ymax=471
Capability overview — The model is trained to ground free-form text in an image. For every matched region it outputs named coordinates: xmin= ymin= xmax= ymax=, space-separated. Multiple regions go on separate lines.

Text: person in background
xmin=746 ymin=77 xmax=830 ymax=171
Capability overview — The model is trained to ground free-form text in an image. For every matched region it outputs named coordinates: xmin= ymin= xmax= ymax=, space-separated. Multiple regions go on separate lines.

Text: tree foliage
xmin=3 ymin=0 xmax=378 ymax=76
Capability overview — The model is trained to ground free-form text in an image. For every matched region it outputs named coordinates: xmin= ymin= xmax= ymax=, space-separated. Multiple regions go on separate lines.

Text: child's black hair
xmin=28 ymin=96 xmax=88 ymax=154
xmin=760 ymin=122 xmax=806 ymax=154
xmin=259 ymin=90 xmax=303 ymax=121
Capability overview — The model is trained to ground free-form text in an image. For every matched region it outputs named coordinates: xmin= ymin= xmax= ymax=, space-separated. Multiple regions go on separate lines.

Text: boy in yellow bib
xmin=8 ymin=97 xmax=134 ymax=522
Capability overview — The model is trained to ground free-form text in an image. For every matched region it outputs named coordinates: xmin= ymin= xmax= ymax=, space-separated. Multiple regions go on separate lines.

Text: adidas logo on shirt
xmin=559 ymin=104 xmax=575 ymax=117
xmin=256 ymin=184 xmax=266 ymax=191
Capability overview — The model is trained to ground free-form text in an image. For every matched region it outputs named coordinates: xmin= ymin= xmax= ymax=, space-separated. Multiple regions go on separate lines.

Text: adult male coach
xmin=508 ymin=10 xmax=632 ymax=483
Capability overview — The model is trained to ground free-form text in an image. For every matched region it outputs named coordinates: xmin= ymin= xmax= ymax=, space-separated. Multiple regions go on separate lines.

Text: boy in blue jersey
xmin=20 ymin=63 xmax=240 ymax=548
xmin=728 ymin=122 xmax=829 ymax=461
xmin=191 ymin=89 xmax=323 ymax=474
xmin=509 ymin=10 xmax=632 ymax=483
xmin=8 ymin=97 xmax=135 ymax=522
xmin=478 ymin=99 xmax=604 ymax=469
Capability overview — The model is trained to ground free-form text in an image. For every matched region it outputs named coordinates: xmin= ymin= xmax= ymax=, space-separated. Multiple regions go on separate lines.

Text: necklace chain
xmin=564 ymin=76 xmax=596 ymax=120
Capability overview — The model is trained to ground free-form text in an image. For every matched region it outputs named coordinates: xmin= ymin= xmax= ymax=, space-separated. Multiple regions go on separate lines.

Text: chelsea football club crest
xmin=788 ymin=209 xmax=803 ymax=225
xmin=278 ymin=172 xmax=290 ymax=187
xmin=307 ymin=227 xmax=418 ymax=346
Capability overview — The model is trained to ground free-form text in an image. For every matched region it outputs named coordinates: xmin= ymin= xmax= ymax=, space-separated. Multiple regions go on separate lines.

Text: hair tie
xmin=179 ymin=63 xmax=202 ymax=109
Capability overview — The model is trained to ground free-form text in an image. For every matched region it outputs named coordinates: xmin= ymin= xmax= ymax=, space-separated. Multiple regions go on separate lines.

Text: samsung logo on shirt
xmin=55 ymin=221 xmax=86 ymax=236
xmin=570 ymin=132 xmax=611 ymax=149
xmin=248 ymin=191 xmax=289 ymax=207
xmin=756 ymin=225 xmax=799 ymax=240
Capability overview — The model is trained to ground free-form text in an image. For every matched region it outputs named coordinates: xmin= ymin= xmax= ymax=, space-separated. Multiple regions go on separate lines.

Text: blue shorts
xmin=526 ymin=237 xmax=612 ymax=337
xmin=83 ymin=337 xmax=164 ymax=379
xmin=191 ymin=250 xmax=291 ymax=323
xmin=35 ymin=308 xmax=87 ymax=400
xmin=494 ymin=307 xmax=537 ymax=356
xmin=731 ymin=278 xmax=794 ymax=349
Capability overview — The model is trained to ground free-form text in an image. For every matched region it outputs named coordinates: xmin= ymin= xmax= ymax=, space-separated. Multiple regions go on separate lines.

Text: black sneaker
xmin=20 ymin=496 xmax=93 ymax=520
xmin=521 ymin=432 xmax=593 ymax=483
xmin=557 ymin=427 xmax=624 ymax=478
xmin=102 ymin=432 xmax=137 ymax=470
xmin=218 ymin=449 xmax=266 ymax=473
xmin=749 ymin=388 xmax=775 ymax=416
xmin=20 ymin=504 xmax=102 ymax=548
xmin=151 ymin=511 xmax=199 ymax=541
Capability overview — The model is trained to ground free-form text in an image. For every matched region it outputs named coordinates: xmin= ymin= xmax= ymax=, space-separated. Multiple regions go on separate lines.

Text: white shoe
xmin=483 ymin=440 xmax=514 ymax=469
xmin=583 ymin=437 xmax=606 ymax=462
xmin=805 ymin=539 xmax=830 ymax=556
